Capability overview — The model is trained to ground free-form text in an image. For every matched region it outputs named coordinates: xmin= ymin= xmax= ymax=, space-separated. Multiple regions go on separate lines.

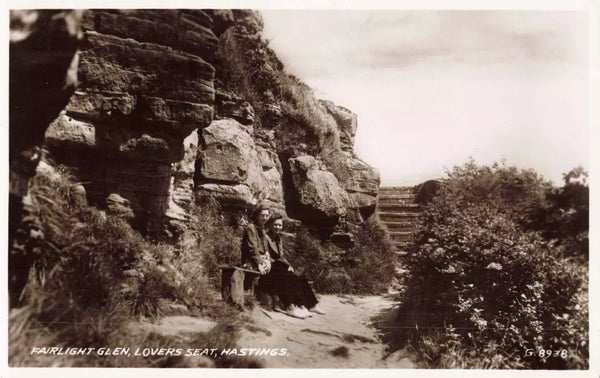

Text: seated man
xmin=241 ymin=204 xmax=271 ymax=275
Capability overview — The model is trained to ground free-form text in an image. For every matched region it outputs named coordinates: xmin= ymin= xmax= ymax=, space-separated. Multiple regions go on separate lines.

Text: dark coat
xmin=266 ymin=233 xmax=291 ymax=267
xmin=241 ymin=223 xmax=270 ymax=269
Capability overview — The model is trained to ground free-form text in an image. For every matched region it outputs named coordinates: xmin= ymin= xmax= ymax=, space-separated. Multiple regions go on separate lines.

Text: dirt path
xmin=237 ymin=294 xmax=416 ymax=368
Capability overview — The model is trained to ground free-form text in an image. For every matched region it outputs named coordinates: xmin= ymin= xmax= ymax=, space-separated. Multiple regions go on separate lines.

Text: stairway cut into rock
xmin=376 ymin=186 xmax=421 ymax=256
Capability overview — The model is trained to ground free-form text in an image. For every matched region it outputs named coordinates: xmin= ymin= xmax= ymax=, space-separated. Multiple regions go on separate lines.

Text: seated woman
xmin=241 ymin=204 xmax=324 ymax=319
xmin=260 ymin=213 xmax=326 ymax=318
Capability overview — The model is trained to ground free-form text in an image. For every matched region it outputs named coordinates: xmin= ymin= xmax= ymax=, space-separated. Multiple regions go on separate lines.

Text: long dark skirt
xmin=258 ymin=261 xmax=318 ymax=309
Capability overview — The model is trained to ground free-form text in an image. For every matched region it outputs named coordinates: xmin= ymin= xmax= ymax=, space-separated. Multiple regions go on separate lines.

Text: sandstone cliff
xmin=33 ymin=9 xmax=380 ymax=242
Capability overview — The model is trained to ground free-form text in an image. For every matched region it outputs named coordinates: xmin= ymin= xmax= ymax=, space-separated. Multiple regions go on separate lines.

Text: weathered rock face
xmin=336 ymin=151 xmax=381 ymax=221
xmin=195 ymin=119 xmax=284 ymax=212
xmin=25 ymin=8 xmax=380 ymax=241
xmin=288 ymin=155 xmax=349 ymax=227
xmin=317 ymin=101 xmax=380 ymax=222
xmin=170 ymin=130 xmax=198 ymax=211
xmin=43 ymin=10 xmax=218 ymax=234
xmin=214 ymin=89 xmax=255 ymax=125
xmin=86 ymin=10 xmax=219 ymax=59
xmin=319 ymin=100 xmax=358 ymax=152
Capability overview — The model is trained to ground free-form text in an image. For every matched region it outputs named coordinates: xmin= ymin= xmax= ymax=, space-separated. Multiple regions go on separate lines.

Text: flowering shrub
xmin=399 ymin=161 xmax=588 ymax=368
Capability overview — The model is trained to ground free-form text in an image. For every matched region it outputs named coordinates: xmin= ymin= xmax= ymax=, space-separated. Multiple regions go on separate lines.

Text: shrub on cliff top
xmin=217 ymin=23 xmax=341 ymax=162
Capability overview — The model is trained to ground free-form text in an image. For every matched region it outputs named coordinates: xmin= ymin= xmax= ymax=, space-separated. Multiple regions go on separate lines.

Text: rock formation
xmin=15 ymin=9 xmax=380 ymax=243
xmin=195 ymin=118 xmax=284 ymax=213
xmin=288 ymin=155 xmax=349 ymax=227
xmin=44 ymin=10 xmax=217 ymax=234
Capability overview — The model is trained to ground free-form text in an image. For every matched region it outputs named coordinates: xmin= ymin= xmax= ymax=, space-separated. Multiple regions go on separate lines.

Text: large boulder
xmin=195 ymin=119 xmax=283 ymax=211
xmin=45 ymin=112 xmax=96 ymax=150
xmin=196 ymin=119 xmax=257 ymax=183
xmin=288 ymin=155 xmax=349 ymax=227
xmin=195 ymin=183 xmax=255 ymax=209
xmin=106 ymin=193 xmax=134 ymax=220
xmin=336 ymin=151 xmax=380 ymax=221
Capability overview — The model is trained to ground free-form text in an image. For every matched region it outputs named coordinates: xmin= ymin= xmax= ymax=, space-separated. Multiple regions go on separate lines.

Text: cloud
xmin=262 ymin=10 xmax=587 ymax=78
xmin=260 ymin=10 xmax=588 ymax=186
xmin=348 ymin=11 xmax=585 ymax=70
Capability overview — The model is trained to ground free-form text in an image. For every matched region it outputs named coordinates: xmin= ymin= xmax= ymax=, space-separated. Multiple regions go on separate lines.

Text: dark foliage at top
xmin=529 ymin=166 xmax=589 ymax=260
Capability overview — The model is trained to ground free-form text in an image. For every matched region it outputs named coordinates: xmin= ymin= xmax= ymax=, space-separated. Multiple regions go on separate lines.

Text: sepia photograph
xmin=5 ymin=1 xmax=594 ymax=373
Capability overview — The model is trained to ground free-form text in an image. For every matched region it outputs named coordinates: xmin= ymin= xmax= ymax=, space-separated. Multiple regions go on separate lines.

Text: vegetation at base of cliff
xmin=184 ymin=195 xmax=397 ymax=296
xmin=345 ymin=216 xmax=397 ymax=294
xmin=182 ymin=196 xmax=244 ymax=290
xmin=9 ymin=167 xmax=261 ymax=368
xmin=285 ymin=216 xmax=396 ymax=295
xmin=395 ymin=160 xmax=588 ymax=369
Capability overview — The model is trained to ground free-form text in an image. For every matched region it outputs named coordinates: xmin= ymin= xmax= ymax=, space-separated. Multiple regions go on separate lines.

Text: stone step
xmin=389 ymin=231 xmax=415 ymax=243
xmin=378 ymin=193 xmax=417 ymax=199
xmin=379 ymin=186 xmax=415 ymax=190
xmin=382 ymin=221 xmax=417 ymax=232
xmin=394 ymin=244 xmax=411 ymax=254
xmin=377 ymin=195 xmax=418 ymax=206
xmin=378 ymin=211 xmax=421 ymax=222
xmin=377 ymin=203 xmax=421 ymax=212
xmin=379 ymin=186 xmax=416 ymax=195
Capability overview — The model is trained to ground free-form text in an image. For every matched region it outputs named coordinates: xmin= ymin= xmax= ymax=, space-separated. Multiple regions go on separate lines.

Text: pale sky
xmin=261 ymin=10 xmax=588 ymax=186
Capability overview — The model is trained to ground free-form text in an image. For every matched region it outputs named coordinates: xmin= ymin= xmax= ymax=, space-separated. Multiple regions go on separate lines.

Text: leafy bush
xmin=424 ymin=159 xmax=551 ymax=226
xmin=345 ymin=216 xmax=397 ymax=294
xmin=284 ymin=226 xmax=342 ymax=293
xmin=398 ymin=160 xmax=588 ymax=369
xmin=11 ymin=169 xmax=156 ymax=364
xmin=8 ymin=165 xmax=271 ymax=368
xmin=181 ymin=198 xmax=243 ymax=289
xmin=530 ymin=166 xmax=589 ymax=260
xmin=23 ymin=171 xmax=147 ymax=318
xmin=284 ymin=216 xmax=396 ymax=294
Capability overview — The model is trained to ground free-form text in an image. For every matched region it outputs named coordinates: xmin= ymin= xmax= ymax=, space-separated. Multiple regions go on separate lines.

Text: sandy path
xmin=237 ymin=294 xmax=416 ymax=368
